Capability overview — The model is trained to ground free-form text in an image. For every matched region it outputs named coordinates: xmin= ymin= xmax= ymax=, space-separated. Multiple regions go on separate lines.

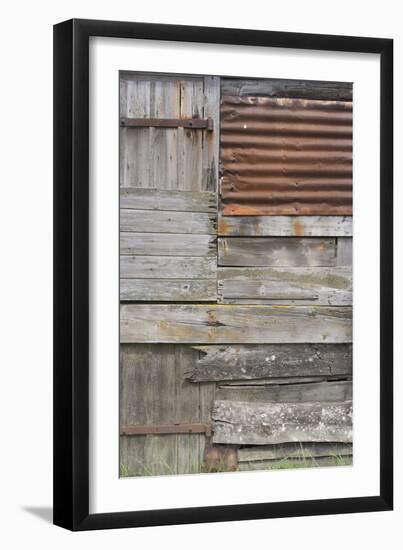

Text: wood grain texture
xmin=218 ymin=237 xmax=336 ymax=267
xmin=202 ymin=76 xmax=220 ymax=193
xmin=120 ymin=233 xmax=216 ymax=257
xmin=238 ymin=442 xmax=352 ymax=462
xmin=120 ymin=77 xmax=181 ymax=189
xmin=120 ymin=305 xmax=352 ymax=344
xmin=178 ymin=79 xmax=204 ymax=191
xmin=218 ymin=216 xmax=352 ymax=237
xmin=221 ymin=78 xmax=353 ymax=101
xmin=120 ymin=344 xmax=205 ymax=476
xmin=120 ymin=279 xmax=217 ymax=301
xmin=120 ymin=188 xmax=216 ymax=212
xmin=120 ymin=255 xmax=217 ymax=279
xmin=237 ymin=455 xmax=352 ymax=470
xmin=120 ymin=75 xmax=219 ymax=191
xmin=216 ymin=381 xmax=352 ymax=403
xmin=120 ymin=209 xmax=216 ymax=234
xmin=217 ymin=266 xmax=352 ymax=305
xmin=337 ymin=237 xmax=353 ymax=266
xmin=187 ymin=344 xmax=352 ymax=382
xmin=212 ymin=400 xmax=353 ymax=445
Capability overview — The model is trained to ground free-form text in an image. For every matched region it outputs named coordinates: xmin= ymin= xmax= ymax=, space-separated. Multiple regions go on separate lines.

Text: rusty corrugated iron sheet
xmin=220 ymin=96 xmax=352 ymax=216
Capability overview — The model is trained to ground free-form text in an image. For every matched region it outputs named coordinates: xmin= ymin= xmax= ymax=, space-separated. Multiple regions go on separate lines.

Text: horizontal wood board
xmin=187 ymin=344 xmax=352 ymax=382
xmin=120 ymin=279 xmax=217 ymax=301
xmin=212 ymin=399 xmax=353 ymax=445
xmin=218 ymin=237 xmax=337 ymax=267
xmin=216 ymin=381 xmax=352 ymax=403
xmin=121 ymin=209 xmax=216 ymax=234
xmin=217 ymin=266 xmax=352 ymax=305
xmin=120 ymin=188 xmax=216 ymax=212
xmin=218 ymin=215 xmax=352 ymax=237
xmin=120 ymin=305 xmax=352 ymax=344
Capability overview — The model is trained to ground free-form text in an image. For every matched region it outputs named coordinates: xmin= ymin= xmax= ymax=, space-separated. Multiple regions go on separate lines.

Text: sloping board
xmin=186 ymin=344 xmax=352 ymax=382
xmin=217 ymin=267 xmax=352 ymax=305
xmin=212 ymin=400 xmax=353 ymax=445
xmin=218 ymin=238 xmax=337 ymax=267
xmin=120 ymin=305 xmax=352 ymax=344
xmin=218 ymin=216 xmax=352 ymax=237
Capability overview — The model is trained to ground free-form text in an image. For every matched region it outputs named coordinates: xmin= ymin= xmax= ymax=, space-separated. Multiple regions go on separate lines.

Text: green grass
xmin=120 ymin=453 xmax=351 ymax=477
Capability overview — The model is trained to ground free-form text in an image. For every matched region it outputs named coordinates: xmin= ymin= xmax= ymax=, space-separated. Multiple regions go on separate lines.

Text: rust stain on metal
xmin=220 ymin=95 xmax=353 ymax=216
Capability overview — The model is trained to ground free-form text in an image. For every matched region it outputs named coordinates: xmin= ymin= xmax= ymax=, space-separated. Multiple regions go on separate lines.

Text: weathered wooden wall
xmin=119 ymin=73 xmax=220 ymax=476
xmin=119 ymin=74 xmax=353 ymax=477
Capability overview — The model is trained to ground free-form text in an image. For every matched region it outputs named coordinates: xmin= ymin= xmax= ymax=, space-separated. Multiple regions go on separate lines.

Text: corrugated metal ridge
xmin=220 ymin=95 xmax=353 ymax=216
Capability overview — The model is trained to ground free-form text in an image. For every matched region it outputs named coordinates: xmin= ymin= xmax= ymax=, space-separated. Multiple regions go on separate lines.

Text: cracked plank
xmin=186 ymin=344 xmax=352 ymax=382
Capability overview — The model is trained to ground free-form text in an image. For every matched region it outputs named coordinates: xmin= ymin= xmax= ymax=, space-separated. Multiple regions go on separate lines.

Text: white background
xmin=0 ymin=0 xmax=401 ymax=548
xmin=90 ymin=37 xmax=380 ymax=513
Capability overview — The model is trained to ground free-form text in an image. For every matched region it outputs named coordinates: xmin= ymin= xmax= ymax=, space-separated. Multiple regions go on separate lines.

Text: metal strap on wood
xmin=120 ymin=423 xmax=212 ymax=436
xmin=120 ymin=117 xmax=214 ymax=130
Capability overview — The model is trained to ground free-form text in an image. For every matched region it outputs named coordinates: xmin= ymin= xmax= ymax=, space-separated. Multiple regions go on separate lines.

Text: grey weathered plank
xmin=216 ymin=380 xmax=352 ymax=403
xmin=202 ymin=76 xmax=220 ymax=192
xmin=174 ymin=347 xmax=201 ymax=474
xmin=212 ymin=400 xmax=353 ymax=445
xmin=224 ymin=375 xmax=351 ymax=386
xmin=337 ymin=237 xmax=353 ymax=266
xmin=178 ymin=79 xmax=204 ymax=192
xmin=120 ymin=77 xmax=181 ymax=188
xmin=187 ymin=344 xmax=352 ymax=382
xmin=120 ymin=187 xmax=216 ymax=212
xmin=218 ymin=238 xmax=336 ymax=267
xmin=120 ymin=209 xmax=216 ymax=234
xmin=217 ymin=267 xmax=352 ymax=305
xmin=238 ymin=442 xmax=352 ymax=462
xmin=120 ymin=344 xmax=204 ymax=476
xmin=120 ymin=344 xmax=178 ymax=476
xmin=120 ymin=279 xmax=217 ymax=301
xmin=120 ymin=305 xmax=352 ymax=344
xmin=218 ymin=216 xmax=352 ymax=237
xmin=121 ymin=255 xmax=217 ymax=279
xmin=237 ymin=455 xmax=352 ymax=470
xmin=221 ymin=78 xmax=352 ymax=101
xmin=120 ymin=233 xmax=216 ymax=257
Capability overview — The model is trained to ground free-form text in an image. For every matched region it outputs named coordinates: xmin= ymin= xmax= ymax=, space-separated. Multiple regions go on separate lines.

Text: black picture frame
xmin=53 ymin=18 xmax=393 ymax=531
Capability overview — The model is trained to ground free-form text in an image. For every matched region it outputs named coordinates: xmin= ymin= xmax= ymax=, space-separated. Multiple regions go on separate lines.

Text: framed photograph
xmin=53 ymin=19 xmax=393 ymax=530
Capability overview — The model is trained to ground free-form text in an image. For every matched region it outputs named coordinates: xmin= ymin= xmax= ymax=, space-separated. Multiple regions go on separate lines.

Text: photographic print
xmin=119 ymin=72 xmax=353 ymax=477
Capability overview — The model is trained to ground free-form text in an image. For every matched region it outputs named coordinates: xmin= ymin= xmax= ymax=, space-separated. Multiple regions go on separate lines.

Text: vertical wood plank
xmin=120 ymin=345 xmax=178 ymax=476
xmin=203 ymin=76 xmax=220 ymax=192
xmin=175 ymin=347 xmax=201 ymax=474
xmin=337 ymin=237 xmax=353 ymax=266
xmin=178 ymin=79 xmax=204 ymax=191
